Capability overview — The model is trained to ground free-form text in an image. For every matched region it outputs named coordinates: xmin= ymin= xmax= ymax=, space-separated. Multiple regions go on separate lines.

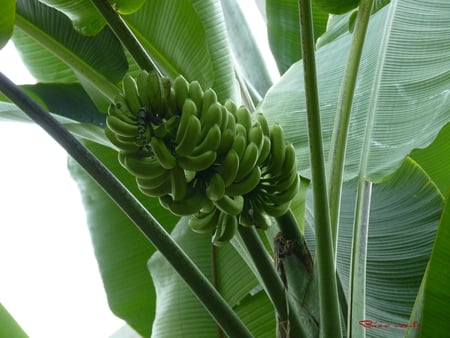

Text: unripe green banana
xmin=175 ymin=115 xmax=202 ymax=157
xmin=110 ymin=95 xmax=135 ymax=124
xmin=225 ymin=109 xmax=236 ymax=131
xmin=200 ymin=88 xmax=218 ymax=118
xmin=235 ymin=123 xmax=248 ymax=139
xmin=173 ymin=75 xmax=190 ymax=111
xmin=119 ymin=153 xmax=166 ymax=179
xmin=255 ymin=112 xmax=270 ymax=137
xmin=269 ymin=174 xmax=299 ymax=205
xmin=226 ymin=166 xmax=261 ymax=196
xmin=236 ymin=142 xmax=260 ymax=181
xmin=170 ymin=166 xmax=187 ymax=201
xmin=256 ymin=136 xmax=271 ymax=166
xmin=260 ymin=200 xmax=291 ymax=218
xmin=215 ymin=148 xmax=240 ymax=187
xmin=105 ymin=127 xmax=139 ymax=152
xmin=231 ymin=134 xmax=247 ymax=159
xmin=135 ymin=70 xmax=152 ymax=110
xmin=214 ymin=195 xmax=244 ymax=216
xmin=235 ymin=106 xmax=252 ymax=131
xmin=216 ymin=128 xmax=235 ymax=156
xmin=159 ymin=188 xmax=206 ymax=216
xmin=248 ymin=123 xmax=264 ymax=152
xmin=122 ymin=74 xmax=143 ymax=113
xmin=138 ymin=179 xmax=173 ymax=197
xmin=106 ymin=115 xmax=139 ymax=138
xmin=200 ymin=102 xmax=223 ymax=138
xmin=164 ymin=115 xmax=180 ymax=139
xmin=159 ymin=76 xmax=172 ymax=117
xmin=206 ymin=173 xmax=226 ymax=201
xmin=188 ymin=80 xmax=204 ymax=112
xmin=175 ymin=98 xmax=198 ymax=144
xmin=189 ymin=208 xmax=220 ymax=234
xmin=262 ymin=143 xmax=297 ymax=187
xmin=224 ymin=99 xmax=237 ymax=117
xmin=136 ymin=170 xmax=171 ymax=190
xmin=212 ymin=212 xmax=238 ymax=246
xmin=268 ymin=123 xmax=286 ymax=173
xmin=219 ymin=106 xmax=229 ymax=132
xmin=192 ymin=123 xmax=221 ymax=155
xmin=150 ymin=137 xmax=177 ymax=169
xmin=177 ymin=150 xmax=217 ymax=172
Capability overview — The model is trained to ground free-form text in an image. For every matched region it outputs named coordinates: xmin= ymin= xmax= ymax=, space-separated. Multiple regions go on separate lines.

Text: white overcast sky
xmin=0 ymin=1 xmax=276 ymax=337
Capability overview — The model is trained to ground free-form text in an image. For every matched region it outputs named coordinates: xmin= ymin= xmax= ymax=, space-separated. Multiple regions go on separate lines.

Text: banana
xmin=170 ymin=166 xmax=187 ymax=201
xmin=138 ymin=179 xmax=172 ymax=197
xmin=106 ymin=115 xmax=139 ymax=138
xmin=173 ymin=75 xmax=190 ymax=110
xmin=105 ymin=126 xmax=138 ymax=152
xmin=256 ymin=136 xmax=271 ymax=166
xmin=268 ymin=123 xmax=286 ymax=174
xmin=236 ymin=142 xmax=259 ymax=181
xmin=219 ymin=106 xmax=229 ymax=132
xmin=200 ymin=102 xmax=223 ymax=138
xmin=200 ymin=88 xmax=217 ymax=118
xmin=175 ymin=115 xmax=202 ymax=157
xmin=215 ymin=148 xmax=240 ymax=187
xmin=135 ymin=70 xmax=152 ymax=110
xmin=224 ymin=99 xmax=237 ymax=117
xmin=235 ymin=123 xmax=248 ymax=139
xmin=262 ymin=143 xmax=297 ymax=186
xmin=159 ymin=188 xmax=206 ymax=216
xmin=226 ymin=166 xmax=261 ymax=196
xmin=189 ymin=208 xmax=220 ymax=234
xmin=175 ymin=98 xmax=198 ymax=144
xmin=247 ymin=123 xmax=264 ymax=151
xmin=188 ymin=80 xmax=204 ymax=112
xmin=216 ymin=128 xmax=235 ymax=155
xmin=136 ymin=170 xmax=171 ymax=190
xmin=122 ymin=74 xmax=143 ymax=113
xmin=159 ymin=76 xmax=172 ymax=117
xmin=150 ymin=137 xmax=177 ymax=169
xmin=177 ymin=150 xmax=217 ymax=172
xmin=214 ymin=195 xmax=244 ymax=216
xmin=110 ymin=96 xmax=135 ymax=123
xmin=225 ymin=109 xmax=236 ymax=131
xmin=231 ymin=134 xmax=247 ymax=159
xmin=206 ymin=173 xmax=226 ymax=201
xmin=192 ymin=123 xmax=221 ymax=155
xmin=269 ymin=174 xmax=299 ymax=205
xmin=235 ymin=106 xmax=252 ymax=131
xmin=120 ymin=153 xmax=166 ymax=179
xmin=212 ymin=212 xmax=238 ymax=246
xmin=260 ymin=200 xmax=291 ymax=217
xmin=255 ymin=112 xmax=270 ymax=136
xmin=164 ymin=115 xmax=180 ymax=139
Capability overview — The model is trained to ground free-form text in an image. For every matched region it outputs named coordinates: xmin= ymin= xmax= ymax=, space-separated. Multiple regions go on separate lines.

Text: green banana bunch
xmin=105 ymin=70 xmax=300 ymax=245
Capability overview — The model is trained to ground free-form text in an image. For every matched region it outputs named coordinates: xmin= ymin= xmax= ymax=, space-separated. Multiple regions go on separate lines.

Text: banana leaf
xmin=0 ymin=0 xmax=15 ymax=50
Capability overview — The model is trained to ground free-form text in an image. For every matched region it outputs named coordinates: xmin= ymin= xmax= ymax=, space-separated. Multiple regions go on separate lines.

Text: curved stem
xmin=0 ymin=72 xmax=252 ymax=338
xmin=297 ymin=0 xmax=342 ymax=336
xmin=89 ymin=0 xmax=160 ymax=75
xmin=327 ymin=0 xmax=375 ymax=257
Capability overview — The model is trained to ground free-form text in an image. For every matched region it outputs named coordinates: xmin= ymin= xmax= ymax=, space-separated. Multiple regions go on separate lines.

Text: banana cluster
xmin=105 ymin=71 xmax=299 ymax=246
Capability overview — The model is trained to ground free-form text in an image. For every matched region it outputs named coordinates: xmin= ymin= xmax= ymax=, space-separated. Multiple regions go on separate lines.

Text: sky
xmin=0 ymin=1 xmax=276 ymax=337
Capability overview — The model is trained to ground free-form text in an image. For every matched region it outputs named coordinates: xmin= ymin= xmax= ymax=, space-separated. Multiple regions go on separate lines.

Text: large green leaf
xmin=14 ymin=0 xmax=126 ymax=98
xmin=406 ymin=190 xmax=450 ymax=338
xmin=124 ymin=0 xmax=238 ymax=102
xmin=148 ymin=218 xmax=275 ymax=337
xmin=67 ymin=142 xmax=179 ymax=337
xmin=410 ymin=122 xmax=450 ymax=197
xmin=0 ymin=0 xmax=15 ymax=50
xmin=0 ymin=303 xmax=28 ymax=338
xmin=303 ymin=158 xmax=443 ymax=337
xmin=37 ymin=0 xmax=106 ymax=35
xmin=266 ymin=0 xmax=328 ymax=75
xmin=261 ymin=1 xmax=450 ymax=182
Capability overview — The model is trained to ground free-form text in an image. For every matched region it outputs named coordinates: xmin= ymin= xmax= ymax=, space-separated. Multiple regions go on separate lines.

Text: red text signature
xmin=359 ymin=320 xmax=419 ymax=329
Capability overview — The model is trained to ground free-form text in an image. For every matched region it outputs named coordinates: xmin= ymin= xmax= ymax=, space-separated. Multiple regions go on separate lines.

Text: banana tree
xmin=1 ymin=0 xmax=449 ymax=337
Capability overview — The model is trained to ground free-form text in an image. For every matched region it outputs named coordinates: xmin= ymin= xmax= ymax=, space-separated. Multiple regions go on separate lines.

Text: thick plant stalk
xmin=0 ymin=72 xmax=252 ymax=338
xmin=327 ymin=0 xmax=375 ymax=257
xmin=89 ymin=0 xmax=160 ymax=75
xmin=237 ymin=226 xmax=310 ymax=338
xmin=297 ymin=0 xmax=342 ymax=336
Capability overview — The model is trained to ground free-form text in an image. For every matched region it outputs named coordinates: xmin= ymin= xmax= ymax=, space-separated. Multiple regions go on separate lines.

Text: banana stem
xmin=89 ymin=0 xmax=160 ymax=75
xmin=327 ymin=0 xmax=374 ymax=257
xmin=237 ymin=226 xmax=309 ymax=338
xmin=297 ymin=0 xmax=342 ymax=336
xmin=0 ymin=72 xmax=252 ymax=338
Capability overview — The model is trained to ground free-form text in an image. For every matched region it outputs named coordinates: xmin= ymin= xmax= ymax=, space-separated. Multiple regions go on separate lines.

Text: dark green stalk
xmin=297 ymin=0 xmax=342 ymax=336
xmin=327 ymin=0 xmax=375 ymax=256
xmin=0 ymin=72 xmax=252 ymax=338
xmin=89 ymin=0 xmax=160 ymax=75
xmin=237 ymin=226 xmax=308 ymax=338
